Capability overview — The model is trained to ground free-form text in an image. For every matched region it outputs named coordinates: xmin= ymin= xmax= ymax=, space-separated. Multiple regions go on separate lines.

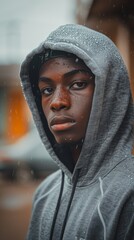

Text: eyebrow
xmin=38 ymin=77 xmax=52 ymax=83
xmin=63 ymin=69 xmax=93 ymax=78
xmin=38 ymin=69 xmax=93 ymax=83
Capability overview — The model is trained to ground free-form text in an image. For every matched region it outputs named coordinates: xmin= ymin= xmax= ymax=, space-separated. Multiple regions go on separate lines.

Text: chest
xmin=35 ymin=183 xmax=124 ymax=240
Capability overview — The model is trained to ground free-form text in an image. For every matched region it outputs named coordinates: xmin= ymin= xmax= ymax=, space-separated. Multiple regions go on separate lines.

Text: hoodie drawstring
xmin=50 ymin=169 xmax=80 ymax=240
xmin=59 ymin=169 xmax=80 ymax=240
xmin=50 ymin=171 xmax=65 ymax=240
xmin=98 ymin=177 xmax=106 ymax=240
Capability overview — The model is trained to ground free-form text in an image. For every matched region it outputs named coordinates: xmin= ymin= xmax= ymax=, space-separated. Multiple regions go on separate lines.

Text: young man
xmin=20 ymin=24 xmax=134 ymax=240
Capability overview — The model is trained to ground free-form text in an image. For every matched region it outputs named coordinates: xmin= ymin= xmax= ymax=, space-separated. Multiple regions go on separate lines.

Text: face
xmin=38 ymin=57 xmax=95 ymax=144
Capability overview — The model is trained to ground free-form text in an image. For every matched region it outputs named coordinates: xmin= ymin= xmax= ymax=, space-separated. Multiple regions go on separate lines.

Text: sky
xmin=0 ymin=0 xmax=76 ymax=64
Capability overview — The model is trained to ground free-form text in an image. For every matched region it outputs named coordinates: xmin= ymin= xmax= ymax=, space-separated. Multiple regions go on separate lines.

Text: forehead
xmin=39 ymin=56 xmax=90 ymax=76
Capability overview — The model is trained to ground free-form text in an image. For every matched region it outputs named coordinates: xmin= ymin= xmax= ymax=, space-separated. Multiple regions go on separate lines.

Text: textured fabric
xmin=20 ymin=24 xmax=134 ymax=240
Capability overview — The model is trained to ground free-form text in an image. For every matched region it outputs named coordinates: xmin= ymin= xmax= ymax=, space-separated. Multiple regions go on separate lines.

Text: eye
xmin=70 ymin=81 xmax=87 ymax=90
xmin=40 ymin=87 xmax=53 ymax=96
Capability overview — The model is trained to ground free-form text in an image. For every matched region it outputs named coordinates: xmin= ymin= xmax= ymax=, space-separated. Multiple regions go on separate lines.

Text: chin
xmin=55 ymin=138 xmax=74 ymax=145
xmin=55 ymin=136 xmax=83 ymax=146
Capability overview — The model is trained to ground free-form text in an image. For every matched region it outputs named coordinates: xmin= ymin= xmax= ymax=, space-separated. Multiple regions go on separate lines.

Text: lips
xmin=50 ymin=116 xmax=76 ymax=131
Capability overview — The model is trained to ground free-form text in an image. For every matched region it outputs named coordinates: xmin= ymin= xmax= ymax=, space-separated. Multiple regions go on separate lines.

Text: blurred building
xmin=76 ymin=0 xmax=134 ymax=98
xmin=0 ymin=64 xmax=30 ymax=144
xmin=0 ymin=0 xmax=74 ymax=144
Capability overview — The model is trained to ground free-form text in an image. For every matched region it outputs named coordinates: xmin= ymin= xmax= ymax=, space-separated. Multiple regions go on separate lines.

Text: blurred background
xmin=0 ymin=0 xmax=134 ymax=239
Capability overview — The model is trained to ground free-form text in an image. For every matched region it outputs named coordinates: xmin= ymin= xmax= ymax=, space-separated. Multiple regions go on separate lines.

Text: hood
xmin=20 ymin=24 xmax=134 ymax=185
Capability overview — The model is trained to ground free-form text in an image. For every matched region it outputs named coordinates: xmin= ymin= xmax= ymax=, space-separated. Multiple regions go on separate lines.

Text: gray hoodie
xmin=20 ymin=24 xmax=134 ymax=240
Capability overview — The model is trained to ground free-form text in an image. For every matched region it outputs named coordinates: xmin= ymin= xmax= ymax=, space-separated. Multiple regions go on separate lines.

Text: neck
xmin=53 ymin=140 xmax=83 ymax=172
xmin=70 ymin=142 xmax=82 ymax=164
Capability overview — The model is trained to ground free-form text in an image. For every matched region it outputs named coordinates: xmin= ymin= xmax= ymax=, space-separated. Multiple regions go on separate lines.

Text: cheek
xmin=73 ymin=95 xmax=93 ymax=116
xmin=74 ymin=96 xmax=93 ymax=132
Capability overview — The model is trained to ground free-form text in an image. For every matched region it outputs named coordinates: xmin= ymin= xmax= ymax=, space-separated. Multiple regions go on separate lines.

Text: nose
xmin=50 ymin=87 xmax=71 ymax=111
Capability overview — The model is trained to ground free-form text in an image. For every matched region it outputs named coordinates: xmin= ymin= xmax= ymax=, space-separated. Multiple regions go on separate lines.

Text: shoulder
xmin=115 ymin=189 xmax=134 ymax=240
xmin=101 ymin=155 xmax=134 ymax=204
xmin=33 ymin=169 xmax=62 ymax=202
xmin=117 ymin=155 xmax=134 ymax=189
xmin=106 ymin=155 xmax=134 ymax=189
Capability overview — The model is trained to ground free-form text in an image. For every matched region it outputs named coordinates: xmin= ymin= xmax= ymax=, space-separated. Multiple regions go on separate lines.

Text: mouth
xmin=50 ymin=116 xmax=76 ymax=131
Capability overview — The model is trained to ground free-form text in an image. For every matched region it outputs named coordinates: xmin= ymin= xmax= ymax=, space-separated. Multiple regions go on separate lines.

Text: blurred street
xmin=0 ymin=179 xmax=41 ymax=240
